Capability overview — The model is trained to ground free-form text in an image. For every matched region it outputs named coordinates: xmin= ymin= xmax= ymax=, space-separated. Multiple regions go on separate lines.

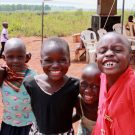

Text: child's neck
xmin=44 ymin=75 xmax=69 ymax=94
xmin=82 ymin=100 xmax=98 ymax=121
xmin=83 ymin=100 xmax=98 ymax=108
xmin=107 ymin=74 xmax=121 ymax=91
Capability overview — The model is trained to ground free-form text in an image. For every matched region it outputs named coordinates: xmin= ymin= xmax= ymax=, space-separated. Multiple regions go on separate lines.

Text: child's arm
xmin=3 ymin=34 xmax=8 ymax=40
xmin=72 ymin=96 xmax=82 ymax=123
xmin=0 ymin=67 xmax=6 ymax=86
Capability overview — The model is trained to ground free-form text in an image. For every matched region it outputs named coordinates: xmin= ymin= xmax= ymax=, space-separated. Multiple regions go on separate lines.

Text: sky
xmin=1 ymin=0 xmax=135 ymax=10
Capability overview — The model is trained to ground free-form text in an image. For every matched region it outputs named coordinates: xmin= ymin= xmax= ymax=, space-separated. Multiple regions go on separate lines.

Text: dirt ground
xmin=0 ymin=36 xmax=87 ymax=134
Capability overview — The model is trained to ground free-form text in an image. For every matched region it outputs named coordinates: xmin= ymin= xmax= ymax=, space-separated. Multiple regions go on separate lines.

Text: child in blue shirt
xmin=0 ymin=38 xmax=36 ymax=135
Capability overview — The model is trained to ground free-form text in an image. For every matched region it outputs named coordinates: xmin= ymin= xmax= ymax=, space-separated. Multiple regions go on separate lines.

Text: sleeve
xmin=23 ymin=76 xmax=34 ymax=96
xmin=2 ymin=29 xmax=6 ymax=35
xmin=72 ymin=96 xmax=81 ymax=123
xmin=74 ymin=78 xmax=80 ymax=97
xmin=72 ymin=78 xmax=80 ymax=106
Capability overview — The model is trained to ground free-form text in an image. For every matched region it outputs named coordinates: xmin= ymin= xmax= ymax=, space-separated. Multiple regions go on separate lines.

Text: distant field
xmin=0 ymin=10 xmax=134 ymax=37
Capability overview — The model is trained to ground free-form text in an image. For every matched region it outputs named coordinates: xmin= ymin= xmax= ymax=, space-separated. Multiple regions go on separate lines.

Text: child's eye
xmin=113 ymin=46 xmax=123 ymax=53
xmin=80 ymin=82 xmax=88 ymax=89
xmin=98 ymin=48 xmax=107 ymax=54
xmin=114 ymin=49 xmax=122 ymax=53
xmin=42 ymin=59 xmax=52 ymax=64
xmin=18 ymin=56 xmax=24 ymax=59
xmin=92 ymin=85 xmax=99 ymax=89
xmin=7 ymin=55 xmax=14 ymax=59
xmin=91 ymin=85 xmax=100 ymax=92
xmin=59 ymin=58 xmax=67 ymax=63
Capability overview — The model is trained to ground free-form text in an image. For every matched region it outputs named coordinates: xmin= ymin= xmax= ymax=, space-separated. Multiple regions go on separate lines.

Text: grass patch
xmin=0 ymin=10 xmax=134 ymax=37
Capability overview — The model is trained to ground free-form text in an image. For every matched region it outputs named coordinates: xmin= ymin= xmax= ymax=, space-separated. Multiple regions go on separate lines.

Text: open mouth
xmin=103 ymin=61 xmax=118 ymax=69
xmin=50 ymin=70 xmax=62 ymax=76
xmin=84 ymin=95 xmax=93 ymax=101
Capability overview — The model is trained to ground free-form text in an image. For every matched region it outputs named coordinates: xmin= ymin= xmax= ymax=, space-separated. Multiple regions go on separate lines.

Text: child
xmin=92 ymin=32 xmax=135 ymax=135
xmin=0 ymin=38 xmax=36 ymax=135
xmin=73 ymin=63 xmax=101 ymax=135
xmin=23 ymin=37 xmax=79 ymax=134
xmin=0 ymin=22 xmax=8 ymax=57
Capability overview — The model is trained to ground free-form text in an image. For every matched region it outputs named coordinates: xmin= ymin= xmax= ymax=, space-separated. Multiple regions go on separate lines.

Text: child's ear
xmin=25 ymin=52 xmax=31 ymax=63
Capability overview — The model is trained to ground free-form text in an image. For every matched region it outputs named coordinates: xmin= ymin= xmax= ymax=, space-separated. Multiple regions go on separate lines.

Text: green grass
xmin=0 ymin=10 xmax=134 ymax=37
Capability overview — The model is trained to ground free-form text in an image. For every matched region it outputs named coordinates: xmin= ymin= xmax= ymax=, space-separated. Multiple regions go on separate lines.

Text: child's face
xmin=4 ymin=47 xmax=26 ymax=72
xmin=96 ymin=37 xmax=130 ymax=77
xmin=41 ymin=45 xmax=70 ymax=81
xmin=3 ymin=23 xmax=8 ymax=28
xmin=80 ymin=73 xmax=100 ymax=104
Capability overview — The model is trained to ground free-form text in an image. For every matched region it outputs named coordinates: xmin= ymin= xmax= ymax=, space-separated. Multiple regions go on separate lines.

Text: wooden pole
xmin=42 ymin=0 xmax=44 ymax=44
xmin=121 ymin=0 xmax=125 ymax=34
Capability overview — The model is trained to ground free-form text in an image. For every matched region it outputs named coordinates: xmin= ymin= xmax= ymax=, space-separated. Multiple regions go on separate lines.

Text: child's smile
xmin=103 ymin=60 xmax=118 ymax=69
xmin=49 ymin=70 xmax=63 ymax=80
xmin=83 ymin=93 xmax=96 ymax=104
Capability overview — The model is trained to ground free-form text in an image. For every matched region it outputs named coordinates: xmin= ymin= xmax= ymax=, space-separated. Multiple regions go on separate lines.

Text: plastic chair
xmin=113 ymin=23 xmax=135 ymax=46
xmin=97 ymin=28 xmax=107 ymax=39
xmin=80 ymin=30 xmax=97 ymax=63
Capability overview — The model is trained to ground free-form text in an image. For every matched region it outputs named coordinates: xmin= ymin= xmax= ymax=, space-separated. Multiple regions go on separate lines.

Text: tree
xmin=44 ymin=5 xmax=51 ymax=11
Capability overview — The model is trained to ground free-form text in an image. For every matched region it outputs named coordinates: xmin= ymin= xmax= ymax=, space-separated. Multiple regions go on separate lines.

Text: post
xmin=42 ymin=0 xmax=44 ymax=44
xmin=121 ymin=0 xmax=125 ymax=34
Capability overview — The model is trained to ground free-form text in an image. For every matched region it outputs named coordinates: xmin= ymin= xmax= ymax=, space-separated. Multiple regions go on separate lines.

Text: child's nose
xmin=52 ymin=61 xmax=60 ymax=67
xmin=105 ymin=49 xmax=114 ymax=57
xmin=84 ymin=88 xmax=92 ymax=93
xmin=12 ymin=58 xmax=19 ymax=63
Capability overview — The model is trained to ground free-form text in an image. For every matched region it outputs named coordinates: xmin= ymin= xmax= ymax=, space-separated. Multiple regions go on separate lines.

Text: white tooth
xmin=51 ymin=71 xmax=61 ymax=74
xmin=104 ymin=62 xmax=117 ymax=67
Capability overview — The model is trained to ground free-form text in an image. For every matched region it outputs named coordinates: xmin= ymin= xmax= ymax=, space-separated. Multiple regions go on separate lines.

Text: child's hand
xmin=25 ymin=52 xmax=32 ymax=63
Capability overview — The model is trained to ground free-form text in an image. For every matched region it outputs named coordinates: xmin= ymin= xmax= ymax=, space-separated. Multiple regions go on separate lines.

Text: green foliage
xmin=0 ymin=4 xmax=42 ymax=11
xmin=75 ymin=9 xmax=83 ymax=16
xmin=0 ymin=11 xmax=94 ymax=37
xmin=44 ymin=5 xmax=51 ymax=11
xmin=0 ymin=10 xmax=134 ymax=37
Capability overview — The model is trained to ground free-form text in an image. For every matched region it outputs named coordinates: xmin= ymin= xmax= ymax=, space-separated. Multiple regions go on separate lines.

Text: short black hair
xmin=97 ymin=32 xmax=131 ymax=52
xmin=4 ymin=38 xmax=26 ymax=54
xmin=41 ymin=37 xmax=70 ymax=58
xmin=128 ymin=15 xmax=133 ymax=22
xmin=83 ymin=63 xmax=101 ymax=75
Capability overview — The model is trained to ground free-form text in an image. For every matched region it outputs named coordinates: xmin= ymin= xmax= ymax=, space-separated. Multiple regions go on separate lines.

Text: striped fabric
xmin=2 ymin=64 xmax=28 ymax=92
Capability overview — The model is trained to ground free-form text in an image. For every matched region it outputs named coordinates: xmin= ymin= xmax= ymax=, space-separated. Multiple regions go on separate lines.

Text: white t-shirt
xmin=0 ymin=28 xmax=8 ymax=42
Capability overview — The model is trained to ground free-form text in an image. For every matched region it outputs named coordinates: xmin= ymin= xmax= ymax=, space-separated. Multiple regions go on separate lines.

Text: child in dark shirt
xmin=23 ymin=37 xmax=79 ymax=134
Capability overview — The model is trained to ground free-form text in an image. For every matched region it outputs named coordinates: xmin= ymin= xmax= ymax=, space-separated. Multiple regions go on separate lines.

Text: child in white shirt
xmin=0 ymin=22 xmax=8 ymax=57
